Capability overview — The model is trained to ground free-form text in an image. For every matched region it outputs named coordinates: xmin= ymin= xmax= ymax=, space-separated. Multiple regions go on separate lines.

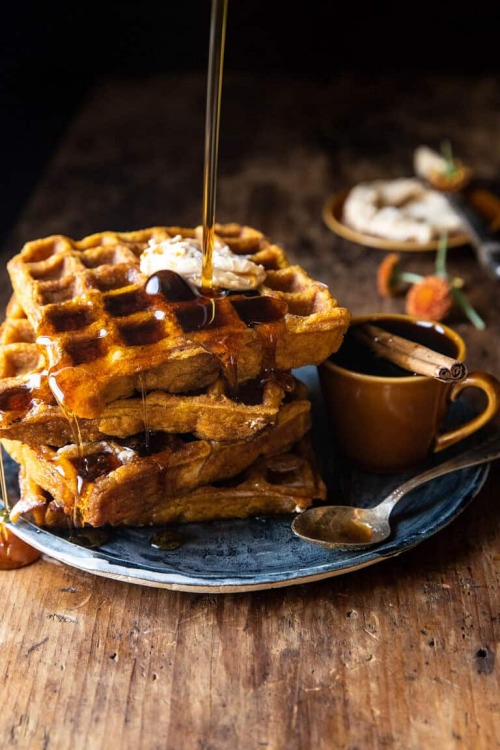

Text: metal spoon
xmin=442 ymin=190 xmax=500 ymax=280
xmin=414 ymin=145 xmax=500 ymax=279
xmin=291 ymin=432 xmax=500 ymax=549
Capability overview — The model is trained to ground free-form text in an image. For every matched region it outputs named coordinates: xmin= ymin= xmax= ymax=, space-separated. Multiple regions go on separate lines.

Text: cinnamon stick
xmin=353 ymin=323 xmax=468 ymax=381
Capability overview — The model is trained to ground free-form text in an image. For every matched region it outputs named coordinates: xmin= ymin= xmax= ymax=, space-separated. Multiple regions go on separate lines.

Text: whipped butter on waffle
xmin=140 ymin=233 xmax=266 ymax=290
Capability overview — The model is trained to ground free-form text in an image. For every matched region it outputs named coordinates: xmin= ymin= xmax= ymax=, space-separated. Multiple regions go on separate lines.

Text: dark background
xmin=2 ymin=0 xmax=498 ymax=245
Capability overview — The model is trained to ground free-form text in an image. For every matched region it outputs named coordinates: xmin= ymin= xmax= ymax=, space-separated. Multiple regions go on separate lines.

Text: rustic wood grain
xmin=0 ymin=72 xmax=499 ymax=750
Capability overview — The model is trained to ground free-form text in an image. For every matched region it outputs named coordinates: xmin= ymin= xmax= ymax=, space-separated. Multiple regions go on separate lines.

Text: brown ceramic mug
xmin=318 ymin=314 xmax=500 ymax=473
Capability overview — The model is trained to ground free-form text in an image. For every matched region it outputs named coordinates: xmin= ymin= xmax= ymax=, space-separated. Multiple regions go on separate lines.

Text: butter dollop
xmin=414 ymin=145 xmax=449 ymax=181
xmin=140 ymin=234 xmax=266 ymax=290
xmin=343 ymin=178 xmax=464 ymax=243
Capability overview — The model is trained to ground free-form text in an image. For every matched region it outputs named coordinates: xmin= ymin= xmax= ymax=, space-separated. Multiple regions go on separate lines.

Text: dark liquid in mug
xmin=330 ymin=318 xmax=459 ymax=377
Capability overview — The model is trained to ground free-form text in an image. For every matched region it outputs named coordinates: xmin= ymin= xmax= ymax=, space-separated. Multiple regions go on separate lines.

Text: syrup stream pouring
xmin=201 ymin=0 xmax=228 ymax=294
xmin=291 ymin=431 xmax=500 ymax=549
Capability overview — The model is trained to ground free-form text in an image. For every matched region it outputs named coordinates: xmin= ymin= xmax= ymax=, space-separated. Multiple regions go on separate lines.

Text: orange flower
xmin=377 ymin=253 xmax=402 ymax=297
xmin=427 ymin=163 xmax=472 ymax=193
xmin=405 ymin=275 xmax=453 ymax=321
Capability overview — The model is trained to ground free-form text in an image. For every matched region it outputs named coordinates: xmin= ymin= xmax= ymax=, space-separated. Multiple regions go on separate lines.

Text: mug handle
xmin=434 ymin=372 xmax=500 ymax=453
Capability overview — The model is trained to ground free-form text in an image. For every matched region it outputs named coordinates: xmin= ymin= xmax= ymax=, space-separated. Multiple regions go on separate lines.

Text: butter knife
xmin=414 ymin=145 xmax=500 ymax=280
xmin=444 ymin=190 xmax=500 ymax=280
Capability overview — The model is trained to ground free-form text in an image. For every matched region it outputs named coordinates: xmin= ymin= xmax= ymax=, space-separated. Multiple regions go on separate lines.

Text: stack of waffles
xmin=0 ymin=224 xmax=350 ymax=528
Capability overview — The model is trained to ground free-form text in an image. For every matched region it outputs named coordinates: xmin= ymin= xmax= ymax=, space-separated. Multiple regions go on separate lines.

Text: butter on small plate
xmin=323 ymin=179 xmax=500 ymax=253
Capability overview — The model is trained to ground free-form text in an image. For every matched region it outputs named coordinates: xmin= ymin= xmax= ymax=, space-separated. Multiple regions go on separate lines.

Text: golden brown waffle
xmin=3 ymin=390 xmax=312 ymax=526
xmin=7 ymin=224 xmax=350 ymax=418
xmin=0 ymin=297 xmax=220 ymax=414
xmin=0 ymin=300 xmax=292 ymax=444
xmin=0 ymin=314 xmax=53 ymax=415
xmin=0 ymin=377 xmax=287 ymax=446
xmin=12 ymin=436 xmax=326 ymax=527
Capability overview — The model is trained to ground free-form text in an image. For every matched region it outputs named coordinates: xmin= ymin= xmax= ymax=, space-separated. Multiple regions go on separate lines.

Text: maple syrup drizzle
xmin=0 ymin=449 xmax=9 ymax=515
xmin=37 ymin=325 xmax=113 ymax=530
xmin=201 ymin=0 xmax=228 ymax=293
xmin=68 ymin=528 xmax=111 ymax=549
xmin=51 ymin=450 xmax=120 ymax=542
xmin=232 ymin=297 xmax=295 ymax=394
xmin=138 ymin=373 xmax=150 ymax=454
xmin=143 ymin=267 xmax=293 ymax=400
xmin=47 ymin=365 xmax=118 ymax=535
xmin=0 ymin=432 xmax=16 ymax=569
xmin=0 ymin=371 xmax=53 ymax=427
xmin=144 ymin=269 xmax=199 ymax=301
xmin=0 ymin=514 xmax=41 ymax=570
xmin=48 ymin=369 xmax=86 ymax=527
xmin=0 ymin=377 xmax=44 ymax=568
xmin=254 ymin=323 xmax=295 ymax=394
xmin=220 ymin=350 xmax=238 ymax=398
xmin=0 ymin=457 xmax=41 ymax=570
xmin=150 ymin=529 xmax=185 ymax=551
xmin=73 ymin=451 xmax=121 ymax=495
xmin=206 ymin=336 xmax=238 ymax=398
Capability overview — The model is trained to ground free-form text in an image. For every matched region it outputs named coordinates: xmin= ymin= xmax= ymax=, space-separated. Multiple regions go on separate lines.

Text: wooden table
xmin=1 ymin=73 xmax=499 ymax=750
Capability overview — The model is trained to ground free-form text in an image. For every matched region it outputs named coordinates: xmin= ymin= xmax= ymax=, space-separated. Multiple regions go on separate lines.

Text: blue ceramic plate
xmin=3 ymin=367 xmax=490 ymax=593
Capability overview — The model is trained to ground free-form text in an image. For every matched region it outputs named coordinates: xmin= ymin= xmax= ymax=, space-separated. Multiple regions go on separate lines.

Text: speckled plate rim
xmin=322 ymin=188 xmax=473 ymax=252
xmin=5 ymin=462 xmax=488 ymax=593
xmin=3 ymin=368 xmax=491 ymax=596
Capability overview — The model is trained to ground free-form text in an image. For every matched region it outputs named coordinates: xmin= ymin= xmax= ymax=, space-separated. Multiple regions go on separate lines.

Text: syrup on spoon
xmin=292 ymin=432 xmax=500 ymax=549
